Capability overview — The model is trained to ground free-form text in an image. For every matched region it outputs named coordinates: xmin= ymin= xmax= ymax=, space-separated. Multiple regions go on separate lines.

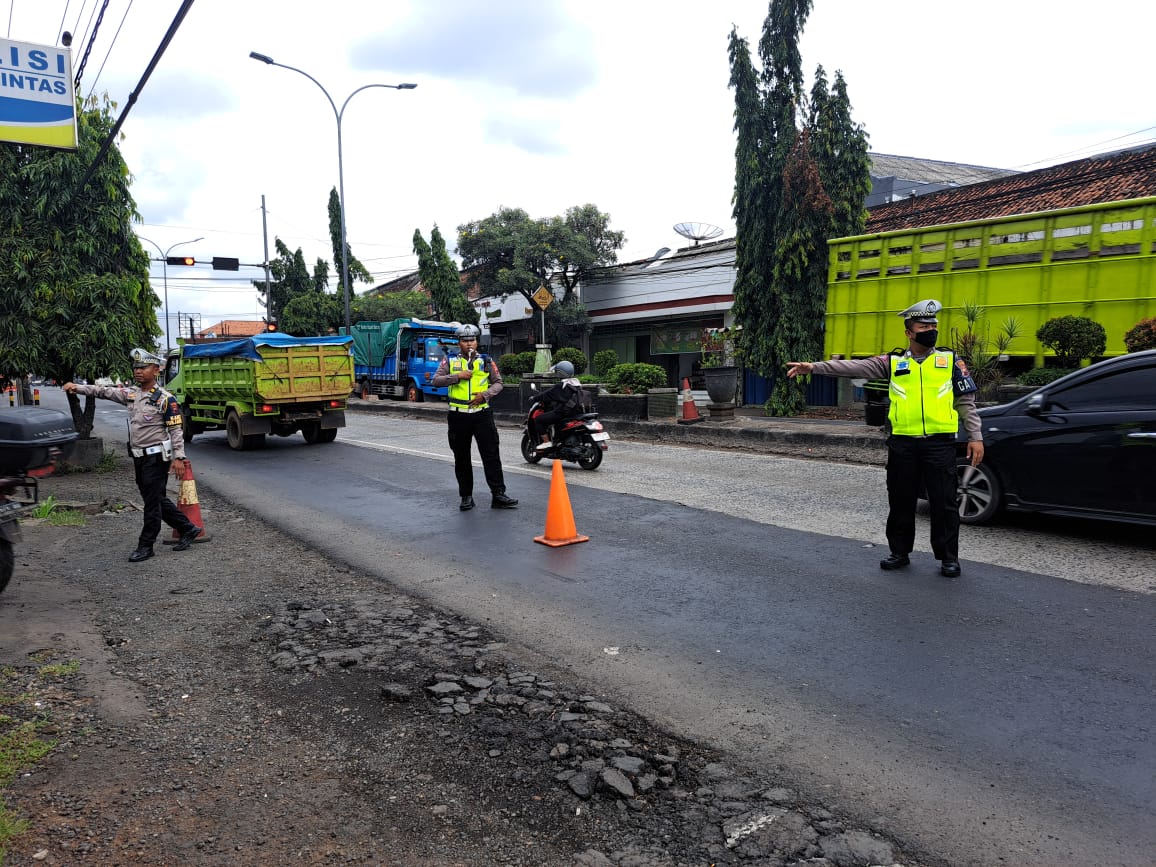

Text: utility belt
xmin=129 ymin=442 xmax=173 ymax=460
xmin=890 ymin=433 xmax=954 ymax=441
xmin=448 ymin=405 xmax=489 ymax=414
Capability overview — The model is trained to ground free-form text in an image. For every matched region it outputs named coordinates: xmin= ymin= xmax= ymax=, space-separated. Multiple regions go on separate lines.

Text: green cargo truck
xmin=826 ymin=196 xmax=1156 ymax=362
xmin=164 ymin=334 xmax=355 ymax=451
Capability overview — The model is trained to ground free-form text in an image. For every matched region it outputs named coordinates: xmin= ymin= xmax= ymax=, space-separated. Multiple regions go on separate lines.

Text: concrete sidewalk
xmin=347 ymin=397 xmax=888 ymax=465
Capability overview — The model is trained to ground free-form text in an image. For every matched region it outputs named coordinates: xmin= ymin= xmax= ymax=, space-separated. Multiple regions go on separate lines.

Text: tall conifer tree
xmin=729 ymin=0 xmax=869 ymax=415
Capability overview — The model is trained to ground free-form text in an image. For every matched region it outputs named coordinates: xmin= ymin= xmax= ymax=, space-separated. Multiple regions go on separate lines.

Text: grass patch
xmin=0 ymin=656 xmax=77 ymax=861
xmin=28 ymin=497 xmax=57 ymax=519
xmin=45 ymin=510 xmax=84 ymax=527
xmin=36 ymin=660 xmax=79 ymax=679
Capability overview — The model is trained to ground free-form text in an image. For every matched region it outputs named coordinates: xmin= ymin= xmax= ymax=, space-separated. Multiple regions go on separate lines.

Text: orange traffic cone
xmin=534 ymin=460 xmax=589 ymax=548
xmin=166 ymin=459 xmax=211 ymax=544
xmin=677 ymin=377 xmax=703 ymax=425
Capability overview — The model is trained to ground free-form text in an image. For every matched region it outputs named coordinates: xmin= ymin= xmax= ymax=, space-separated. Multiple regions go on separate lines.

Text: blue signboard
xmin=0 ymin=37 xmax=77 ymax=150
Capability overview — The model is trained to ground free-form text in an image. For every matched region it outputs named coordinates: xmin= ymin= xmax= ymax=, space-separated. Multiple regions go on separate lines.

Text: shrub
xmin=1123 ymin=317 xmax=1156 ymax=353
xmin=593 ymin=349 xmax=619 ymax=377
xmin=497 ymin=353 xmax=521 ymax=376
xmin=552 ymin=347 xmax=588 ymax=375
xmin=1036 ymin=316 xmax=1106 ymax=367
xmin=1017 ymin=366 xmax=1076 ymax=387
xmin=515 ymin=350 xmax=538 ymax=374
xmin=605 ymin=362 xmax=668 ymax=394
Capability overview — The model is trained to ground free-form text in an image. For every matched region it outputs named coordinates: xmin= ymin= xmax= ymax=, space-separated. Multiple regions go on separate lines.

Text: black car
xmin=956 ymin=350 xmax=1156 ymax=526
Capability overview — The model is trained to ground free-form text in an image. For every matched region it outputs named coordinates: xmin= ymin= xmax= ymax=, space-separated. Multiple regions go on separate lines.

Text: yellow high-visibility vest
xmin=447 ymin=355 xmax=490 ymax=409
xmin=888 ymin=351 xmax=958 ymax=435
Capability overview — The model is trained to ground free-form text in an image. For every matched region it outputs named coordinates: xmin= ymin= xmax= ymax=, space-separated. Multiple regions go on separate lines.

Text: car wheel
xmin=957 ymin=459 xmax=1002 ymax=524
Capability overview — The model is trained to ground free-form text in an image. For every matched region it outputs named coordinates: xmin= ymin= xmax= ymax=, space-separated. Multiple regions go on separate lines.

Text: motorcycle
xmin=0 ymin=466 xmax=59 ymax=595
xmin=0 ymin=407 xmax=77 ymax=595
xmin=520 ymin=407 xmax=609 ymax=470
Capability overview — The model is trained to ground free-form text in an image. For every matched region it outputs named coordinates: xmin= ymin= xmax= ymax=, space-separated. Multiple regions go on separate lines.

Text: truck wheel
xmin=225 ymin=411 xmax=255 ymax=451
xmin=0 ymin=538 xmax=13 ymax=595
xmin=181 ymin=406 xmax=195 ymax=443
xmin=358 ymin=380 xmax=370 ymax=401
xmin=405 ymin=381 xmax=423 ymax=402
xmin=318 ymin=427 xmax=337 ymax=443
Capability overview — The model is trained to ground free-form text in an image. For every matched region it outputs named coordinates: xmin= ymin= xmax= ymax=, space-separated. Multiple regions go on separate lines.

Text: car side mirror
xmin=1025 ymin=392 xmax=1048 ymax=414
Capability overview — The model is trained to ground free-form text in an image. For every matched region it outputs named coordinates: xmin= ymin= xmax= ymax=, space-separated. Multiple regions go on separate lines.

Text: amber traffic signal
xmin=166 ymin=255 xmax=195 ymax=266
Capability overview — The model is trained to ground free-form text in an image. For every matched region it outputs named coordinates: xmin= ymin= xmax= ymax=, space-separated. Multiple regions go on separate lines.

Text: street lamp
xmin=137 ymin=235 xmax=203 ymax=353
xmin=248 ymin=51 xmax=416 ymax=335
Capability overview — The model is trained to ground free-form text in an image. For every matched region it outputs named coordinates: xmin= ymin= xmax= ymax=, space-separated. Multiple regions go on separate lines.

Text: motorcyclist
xmin=528 ymin=361 xmax=585 ymax=451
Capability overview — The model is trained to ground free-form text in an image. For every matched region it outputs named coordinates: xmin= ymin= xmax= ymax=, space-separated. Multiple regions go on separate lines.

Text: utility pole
xmin=261 ymin=194 xmax=272 ymax=324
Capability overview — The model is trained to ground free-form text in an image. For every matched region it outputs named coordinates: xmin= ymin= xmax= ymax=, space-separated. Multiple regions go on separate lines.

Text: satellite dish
xmin=651 ymin=247 xmax=671 ymax=259
xmin=673 ymin=222 xmax=723 ymax=246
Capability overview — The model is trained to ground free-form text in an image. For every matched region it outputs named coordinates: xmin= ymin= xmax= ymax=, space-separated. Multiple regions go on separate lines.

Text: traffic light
xmin=266 ymin=322 xmax=277 ymax=332
xmin=211 ymin=256 xmax=239 ymax=271
xmin=166 ymin=255 xmax=195 ymax=266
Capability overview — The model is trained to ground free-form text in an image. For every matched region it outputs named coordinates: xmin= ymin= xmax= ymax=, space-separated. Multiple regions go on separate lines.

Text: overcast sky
xmin=9 ymin=0 xmax=1156 ymax=345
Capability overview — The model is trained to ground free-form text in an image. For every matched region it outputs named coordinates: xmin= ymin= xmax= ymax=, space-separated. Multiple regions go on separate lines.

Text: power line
xmin=1013 ymin=125 xmax=1156 ymax=170
xmin=56 ymin=0 xmax=72 ymax=45
xmin=85 ymin=0 xmax=135 ymax=98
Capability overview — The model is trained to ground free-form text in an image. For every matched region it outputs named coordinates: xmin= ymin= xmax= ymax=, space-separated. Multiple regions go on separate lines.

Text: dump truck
xmin=343 ymin=318 xmax=462 ymax=401
xmin=164 ymin=334 xmax=355 ymax=451
xmin=825 ymin=196 xmax=1156 ymax=362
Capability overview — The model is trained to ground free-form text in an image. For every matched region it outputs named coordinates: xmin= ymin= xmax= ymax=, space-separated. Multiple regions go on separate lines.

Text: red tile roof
xmin=198 ymin=320 xmax=267 ymax=338
xmin=866 ymin=144 xmax=1156 ymax=233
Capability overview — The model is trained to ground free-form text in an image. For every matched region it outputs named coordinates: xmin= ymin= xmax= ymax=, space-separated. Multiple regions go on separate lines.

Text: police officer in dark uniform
xmin=430 ymin=325 xmax=518 ymax=511
xmin=65 ymin=348 xmax=203 ymax=561
xmin=787 ymin=300 xmax=984 ymax=577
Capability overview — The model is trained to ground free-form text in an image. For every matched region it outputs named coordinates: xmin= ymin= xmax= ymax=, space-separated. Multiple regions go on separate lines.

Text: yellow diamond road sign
xmin=532 ymin=286 xmax=554 ymax=310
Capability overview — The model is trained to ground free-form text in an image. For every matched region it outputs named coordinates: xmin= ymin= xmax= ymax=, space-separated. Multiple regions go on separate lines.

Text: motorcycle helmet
xmin=550 ymin=360 xmax=575 ymax=377
xmin=456 ymin=323 xmax=481 ymax=341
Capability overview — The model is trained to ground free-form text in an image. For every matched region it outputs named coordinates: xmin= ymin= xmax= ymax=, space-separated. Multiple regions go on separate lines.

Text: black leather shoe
xmin=490 ymin=493 xmax=518 ymax=509
xmin=173 ymin=526 xmax=203 ymax=552
xmin=940 ymin=560 xmax=962 ymax=578
xmin=459 ymin=496 xmax=475 ymax=511
xmin=128 ymin=546 xmax=154 ymax=563
xmin=879 ymin=553 xmax=910 ymax=571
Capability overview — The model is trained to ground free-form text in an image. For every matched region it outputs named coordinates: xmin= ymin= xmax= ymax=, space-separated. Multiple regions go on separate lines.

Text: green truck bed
xmin=181 ymin=342 xmax=354 ymax=403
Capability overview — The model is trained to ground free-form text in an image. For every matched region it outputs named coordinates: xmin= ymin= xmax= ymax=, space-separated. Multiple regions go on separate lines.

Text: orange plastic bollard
xmin=677 ymin=377 xmax=703 ymax=425
xmin=533 ymin=460 xmax=589 ymax=548
xmin=33 ymin=388 xmax=40 ymax=406
xmin=165 ymin=459 xmax=211 ymax=544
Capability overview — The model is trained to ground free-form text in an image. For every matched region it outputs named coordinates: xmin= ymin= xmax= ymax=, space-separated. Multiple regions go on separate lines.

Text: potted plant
xmin=700 ymin=326 xmax=741 ymax=404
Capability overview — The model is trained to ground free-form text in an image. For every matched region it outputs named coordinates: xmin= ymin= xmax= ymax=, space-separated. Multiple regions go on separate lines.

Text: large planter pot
xmin=703 ymin=366 xmax=739 ymax=404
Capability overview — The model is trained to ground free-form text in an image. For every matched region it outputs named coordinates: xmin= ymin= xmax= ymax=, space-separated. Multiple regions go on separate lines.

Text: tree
xmin=281 ymin=292 xmax=341 ymax=336
xmin=352 ymin=291 xmax=430 ymax=323
xmin=253 ymin=238 xmax=330 ymax=326
xmin=456 ymin=204 xmax=625 ymax=307
xmin=413 ymin=225 xmax=477 ymax=324
xmin=728 ymin=0 xmax=870 ymax=415
xmin=0 ymin=94 xmax=158 ymax=438
xmin=328 ymin=187 xmax=373 ymax=289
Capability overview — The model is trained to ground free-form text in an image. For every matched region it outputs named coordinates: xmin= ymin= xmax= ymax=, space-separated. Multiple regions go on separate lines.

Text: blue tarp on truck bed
xmin=182 ymin=334 xmax=353 ymax=362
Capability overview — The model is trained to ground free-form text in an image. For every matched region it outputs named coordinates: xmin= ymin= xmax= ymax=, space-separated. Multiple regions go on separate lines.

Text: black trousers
xmin=885 ymin=434 xmax=960 ymax=561
xmin=529 ymin=408 xmax=569 ymax=443
xmin=446 ymin=409 xmax=506 ymax=498
xmin=133 ymin=454 xmax=195 ymax=548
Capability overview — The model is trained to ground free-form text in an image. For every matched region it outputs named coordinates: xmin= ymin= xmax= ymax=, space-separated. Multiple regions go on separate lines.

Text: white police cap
xmin=130 ymin=347 xmax=164 ymax=367
xmin=897 ymin=299 xmax=942 ymax=324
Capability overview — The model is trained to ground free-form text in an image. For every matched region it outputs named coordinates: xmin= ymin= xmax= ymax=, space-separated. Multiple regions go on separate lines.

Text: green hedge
xmin=552 ymin=347 xmax=588 ymax=375
xmin=606 ymin=362 xmax=668 ymax=394
xmin=1017 ymin=366 xmax=1076 ymax=387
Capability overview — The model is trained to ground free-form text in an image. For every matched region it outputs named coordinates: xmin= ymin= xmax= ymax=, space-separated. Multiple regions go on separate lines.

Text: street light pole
xmin=137 ymin=235 xmax=203 ymax=353
xmin=248 ymin=51 xmax=416 ymax=335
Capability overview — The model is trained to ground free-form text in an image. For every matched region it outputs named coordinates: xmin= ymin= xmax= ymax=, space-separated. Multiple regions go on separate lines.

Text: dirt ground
xmin=0 ymin=454 xmax=912 ymax=867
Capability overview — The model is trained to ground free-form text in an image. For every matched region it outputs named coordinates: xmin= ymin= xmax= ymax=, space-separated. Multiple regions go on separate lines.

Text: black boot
xmin=173 ymin=526 xmax=203 ymax=552
xmin=128 ymin=546 xmax=154 ymax=563
xmin=459 ymin=496 xmax=476 ymax=511
xmin=491 ymin=492 xmax=518 ymax=509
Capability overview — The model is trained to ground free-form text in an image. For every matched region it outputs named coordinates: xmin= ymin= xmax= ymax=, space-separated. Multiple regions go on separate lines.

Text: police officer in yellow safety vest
xmin=430 ymin=324 xmax=518 ymax=512
xmin=64 ymin=348 xmax=204 ymax=562
xmin=786 ymin=300 xmax=984 ymax=578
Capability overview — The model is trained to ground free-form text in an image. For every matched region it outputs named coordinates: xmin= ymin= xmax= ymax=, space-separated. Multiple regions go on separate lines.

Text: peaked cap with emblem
xmin=130 ymin=347 xmax=164 ymax=367
xmin=897 ymin=299 xmax=942 ymax=324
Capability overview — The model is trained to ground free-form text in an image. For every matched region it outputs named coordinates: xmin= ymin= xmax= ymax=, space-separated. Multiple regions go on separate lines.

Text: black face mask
xmin=913 ymin=329 xmax=938 ymax=348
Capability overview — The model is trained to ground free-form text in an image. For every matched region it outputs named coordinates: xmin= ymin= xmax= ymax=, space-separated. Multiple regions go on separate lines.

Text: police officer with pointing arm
xmin=64 ymin=348 xmax=203 ymax=562
xmin=786 ymin=300 xmax=983 ymax=578
xmin=430 ymin=324 xmax=518 ymax=511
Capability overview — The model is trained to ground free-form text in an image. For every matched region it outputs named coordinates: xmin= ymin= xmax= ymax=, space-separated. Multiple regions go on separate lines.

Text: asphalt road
xmin=51 ymin=391 xmax=1156 ymax=866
